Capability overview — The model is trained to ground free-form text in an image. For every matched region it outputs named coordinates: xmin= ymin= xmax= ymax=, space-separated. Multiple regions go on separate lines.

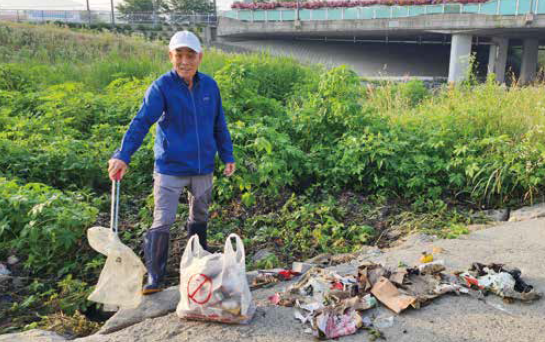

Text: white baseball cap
xmin=169 ymin=31 xmax=202 ymax=53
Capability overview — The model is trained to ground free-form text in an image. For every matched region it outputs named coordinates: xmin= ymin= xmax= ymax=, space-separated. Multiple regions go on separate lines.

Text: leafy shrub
xmin=0 ymin=178 xmax=98 ymax=275
xmin=0 ymin=64 xmax=36 ymax=91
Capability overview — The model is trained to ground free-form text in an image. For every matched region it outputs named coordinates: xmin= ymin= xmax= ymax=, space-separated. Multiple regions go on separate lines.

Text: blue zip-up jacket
xmin=111 ymin=70 xmax=235 ymax=176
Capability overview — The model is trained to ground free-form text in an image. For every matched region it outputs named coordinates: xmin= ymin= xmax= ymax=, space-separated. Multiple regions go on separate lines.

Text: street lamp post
xmin=110 ymin=0 xmax=115 ymax=26
xmin=152 ymin=0 xmax=157 ymax=28
xmin=86 ymin=0 xmax=91 ymax=25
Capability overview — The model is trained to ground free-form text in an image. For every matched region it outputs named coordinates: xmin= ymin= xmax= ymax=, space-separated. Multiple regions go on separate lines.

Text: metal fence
xmin=0 ymin=9 xmax=217 ymax=26
xmin=224 ymin=0 xmax=545 ymax=21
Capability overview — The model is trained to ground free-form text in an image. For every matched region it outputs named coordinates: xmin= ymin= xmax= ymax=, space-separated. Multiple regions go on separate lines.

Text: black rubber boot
xmin=187 ymin=222 xmax=207 ymax=251
xmin=142 ymin=230 xmax=169 ymax=295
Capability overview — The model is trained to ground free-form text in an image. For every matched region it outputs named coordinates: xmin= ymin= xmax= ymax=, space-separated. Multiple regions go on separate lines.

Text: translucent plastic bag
xmin=87 ymin=226 xmax=146 ymax=308
xmin=176 ymin=233 xmax=255 ymax=324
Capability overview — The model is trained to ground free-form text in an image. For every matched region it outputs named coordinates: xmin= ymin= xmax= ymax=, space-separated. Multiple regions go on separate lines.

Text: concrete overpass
xmin=217 ymin=0 xmax=545 ymax=83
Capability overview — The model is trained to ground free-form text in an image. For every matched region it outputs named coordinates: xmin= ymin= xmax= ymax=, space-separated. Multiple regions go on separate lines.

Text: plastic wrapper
xmin=176 ymin=233 xmax=256 ymax=324
xmin=417 ymin=260 xmax=446 ymax=274
xmin=312 ymin=307 xmax=363 ymax=340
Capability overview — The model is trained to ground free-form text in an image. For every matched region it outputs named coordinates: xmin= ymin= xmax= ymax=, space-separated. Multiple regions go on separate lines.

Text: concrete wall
xmin=218 ymin=15 xmax=545 ymax=39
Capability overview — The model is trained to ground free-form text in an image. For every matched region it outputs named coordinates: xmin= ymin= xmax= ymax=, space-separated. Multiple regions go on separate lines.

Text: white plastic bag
xmin=87 ymin=226 xmax=146 ymax=308
xmin=176 ymin=233 xmax=255 ymax=323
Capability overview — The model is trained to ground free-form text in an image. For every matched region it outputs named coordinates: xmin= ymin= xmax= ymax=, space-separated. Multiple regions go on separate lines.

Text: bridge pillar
xmin=448 ymin=34 xmax=473 ymax=83
xmin=487 ymin=37 xmax=509 ymax=83
xmin=203 ymin=26 xmax=216 ymax=45
xmin=520 ymin=38 xmax=539 ymax=85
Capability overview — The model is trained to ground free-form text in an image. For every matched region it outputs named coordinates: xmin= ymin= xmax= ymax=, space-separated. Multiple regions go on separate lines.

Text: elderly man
xmin=107 ymin=31 xmax=235 ymax=295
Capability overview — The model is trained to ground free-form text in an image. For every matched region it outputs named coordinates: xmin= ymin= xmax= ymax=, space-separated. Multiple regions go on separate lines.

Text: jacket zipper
xmin=189 ymin=88 xmax=201 ymax=174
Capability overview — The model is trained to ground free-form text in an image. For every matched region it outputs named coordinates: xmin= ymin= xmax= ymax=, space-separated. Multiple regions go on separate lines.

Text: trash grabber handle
xmin=110 ymin=171 xmax=121 ymax=235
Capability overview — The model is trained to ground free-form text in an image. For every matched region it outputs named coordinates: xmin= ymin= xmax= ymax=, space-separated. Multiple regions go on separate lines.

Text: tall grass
xmin=0 ymin=22 xmax=237 ymax=90
xmin=367 ymin=77 xmax=545 ymax=145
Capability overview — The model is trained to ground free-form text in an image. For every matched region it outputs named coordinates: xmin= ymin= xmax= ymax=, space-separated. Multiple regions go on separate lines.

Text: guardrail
xmin=223 ymin=0 xmax=545 ymax=21
xmin=0 ymin=10 xmax=217 ymax=26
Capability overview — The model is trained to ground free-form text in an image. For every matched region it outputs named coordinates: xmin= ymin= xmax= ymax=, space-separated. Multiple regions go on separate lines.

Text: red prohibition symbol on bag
xmin=187 ymin=274 xmax=213 ymax=305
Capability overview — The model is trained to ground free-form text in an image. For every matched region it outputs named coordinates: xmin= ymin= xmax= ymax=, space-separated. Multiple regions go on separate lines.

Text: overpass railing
xmin=223 ymin=0 xmax=545 ymax=21
xmin=0 ymin=9 xmax=216 ymax=26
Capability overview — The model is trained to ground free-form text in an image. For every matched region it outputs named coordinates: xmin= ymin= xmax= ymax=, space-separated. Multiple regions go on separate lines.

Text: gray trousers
xmin=149 ymin=172 xmax=213 ymax=233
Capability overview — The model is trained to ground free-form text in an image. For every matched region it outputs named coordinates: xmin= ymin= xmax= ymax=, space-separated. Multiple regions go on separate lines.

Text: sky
xmin=0 ymin=0 xmax=234 ymax=11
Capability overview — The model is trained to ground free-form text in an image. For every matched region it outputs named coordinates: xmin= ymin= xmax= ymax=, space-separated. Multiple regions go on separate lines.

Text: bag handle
xmin=223 ymin=233 xmax=245 ymax=265
xmin=181 ymin=235 xmax=205 ymax=265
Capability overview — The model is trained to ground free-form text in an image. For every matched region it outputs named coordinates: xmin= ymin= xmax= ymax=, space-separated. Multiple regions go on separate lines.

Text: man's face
xmin=169 ymin=47 xmax=203 ymax=81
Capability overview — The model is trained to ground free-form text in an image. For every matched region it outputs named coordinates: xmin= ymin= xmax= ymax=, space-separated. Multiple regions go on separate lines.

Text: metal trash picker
xmin=87 ymin=173 xmax=146 ymax=308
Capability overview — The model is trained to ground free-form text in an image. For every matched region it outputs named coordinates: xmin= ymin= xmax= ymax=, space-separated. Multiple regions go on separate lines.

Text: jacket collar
xmin=171 ymin=69 xmax=201 ymax=88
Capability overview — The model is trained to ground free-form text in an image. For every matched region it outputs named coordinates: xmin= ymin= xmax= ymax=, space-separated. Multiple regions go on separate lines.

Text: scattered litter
xmin=418 ymin=260 xmax=445 ymax=274
xmin=294 ymin=308 xmax=313 ymax=324
xmin=340 ymin=294 xmax=377 ymax=311
xmin=358 ymin=262 xmax=389 ymax=292
xmin=269 ymin=259 xmax=540 ymax=340
xmin=432 ymin=247 xmax=445 ymax=254
xmin=295 ymin=301 xmax=324 ymax=324
xmin=389 ymin=269 xmax=407 ymax=285
xmin=373 ymin=315 xmax=394 ymax=329
xmin=371 ymin=276 xmax=415 ymax=314
xmin=292 ymin=262 xmax=315 ymax=274
xmin=361 ymin=315 xmax=373 ymax=328
xmin=252 ymin=269 xmax=301 ymax=290
xmin=252 ymin=273 xmax=279 ymax=289
xmin=312 ymin=307 xmax=363 ymax=340
xmin=269 ymin=292 xmax=296 ymax=306
xmin=458 ymin=263 xmax=541 ymax=301
xmin=7 ymin=255 xmax=18 ymax=265
xmin=419 ymin=251 xmax=434 ymax=264
xmin=434 ymin=284 xmax=468 ymax=295
xmin=278 ymin=270 xmax=299 ymax=281
xmin=0 ymin=264 xmax=10 ymax=276
xmin=268 ymin=293 xmax=281 ymax=305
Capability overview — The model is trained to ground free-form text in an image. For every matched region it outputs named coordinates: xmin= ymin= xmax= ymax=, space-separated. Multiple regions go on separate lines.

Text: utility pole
xmin=212 ymin=0 xmax=217 ymax=25
xmin=86 ymin=0 xmax=91 ymax=25
xmin=152 ymin=0 xmax=157 ymax=28
xmin=110 ymin=0 xmax=115 ymax=26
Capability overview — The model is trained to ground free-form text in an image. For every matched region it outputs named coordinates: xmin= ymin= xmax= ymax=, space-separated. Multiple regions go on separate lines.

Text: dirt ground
xmin=70 ymin=217 xmax=545 ymax=342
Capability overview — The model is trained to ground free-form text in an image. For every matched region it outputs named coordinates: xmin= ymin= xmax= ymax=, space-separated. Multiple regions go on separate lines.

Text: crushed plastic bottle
xmin=373 ymin=315 xmax=395 ymax=329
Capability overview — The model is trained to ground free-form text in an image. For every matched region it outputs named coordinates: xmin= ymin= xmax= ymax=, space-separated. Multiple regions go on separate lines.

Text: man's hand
xmin=108 ymin=159 xmax=128 ymax=181
xmin=224 ymin=163 xmax=236 ymax=177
